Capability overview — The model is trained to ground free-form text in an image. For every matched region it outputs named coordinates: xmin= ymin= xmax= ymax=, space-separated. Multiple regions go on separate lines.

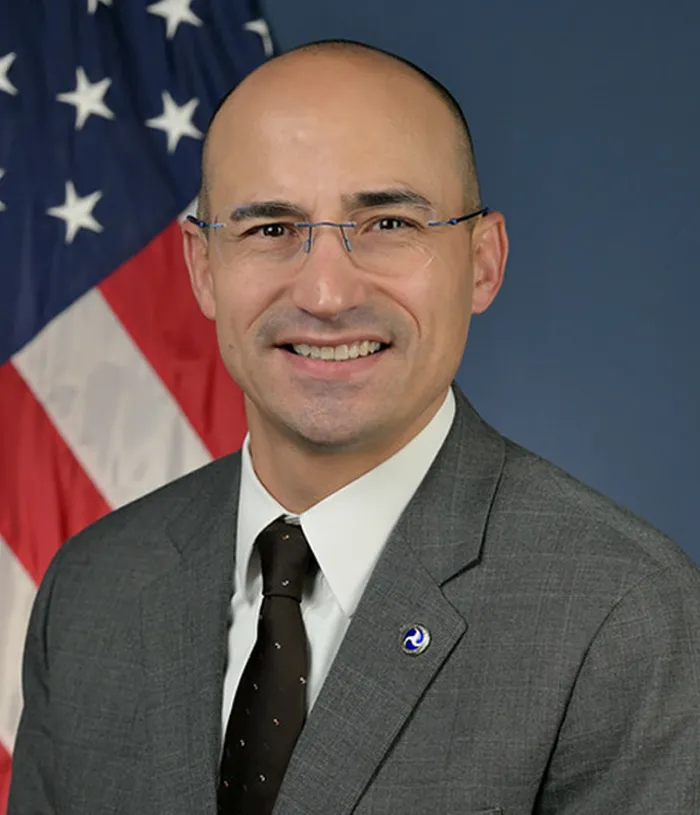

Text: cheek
xmin=386 ymin=258 xmax=473 ymax=347
xmin=210 ymin=268 xmax=276 ymax=341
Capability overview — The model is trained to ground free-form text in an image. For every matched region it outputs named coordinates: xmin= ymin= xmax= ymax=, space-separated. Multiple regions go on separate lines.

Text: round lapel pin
xmin=401 ymin=624 xmax=431 ymax=655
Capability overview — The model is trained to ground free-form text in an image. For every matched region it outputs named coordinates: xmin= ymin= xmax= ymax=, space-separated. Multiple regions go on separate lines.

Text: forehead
xmin=204 ymin=55 xmax=463 ymax=212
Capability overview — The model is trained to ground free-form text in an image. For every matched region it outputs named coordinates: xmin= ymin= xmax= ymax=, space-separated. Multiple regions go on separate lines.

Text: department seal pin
xmin=401 ymin=624 xmax=431 ymax=656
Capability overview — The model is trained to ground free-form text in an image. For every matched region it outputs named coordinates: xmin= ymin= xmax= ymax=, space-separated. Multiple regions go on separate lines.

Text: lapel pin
xmin=401 ymin=624 xmax=431 ymax=656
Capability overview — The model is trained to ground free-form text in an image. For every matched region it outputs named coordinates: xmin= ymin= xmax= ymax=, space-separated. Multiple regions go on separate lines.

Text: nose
xmin=289 ymin=223 xmax=369 ymax=319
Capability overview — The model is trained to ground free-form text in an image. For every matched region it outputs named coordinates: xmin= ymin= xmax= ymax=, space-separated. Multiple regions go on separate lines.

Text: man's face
xmin=185 ymin=54 xmax=506 ymax=455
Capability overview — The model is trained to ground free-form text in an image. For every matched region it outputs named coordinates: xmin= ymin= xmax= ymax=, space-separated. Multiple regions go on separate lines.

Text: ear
xmin=182 ymin=219 xmax=216 ymax=321
xmin=470 ymin=211 xmax=508 ymax=314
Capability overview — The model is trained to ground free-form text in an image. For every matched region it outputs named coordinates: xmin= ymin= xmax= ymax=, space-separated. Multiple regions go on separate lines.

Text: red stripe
xmin=101 ymin=222 xmax=247 ymax=459
xmin=0 ymin=363 xmax=111 ymax=585
xmin=0 ymin=744 xmax=10 ymax=815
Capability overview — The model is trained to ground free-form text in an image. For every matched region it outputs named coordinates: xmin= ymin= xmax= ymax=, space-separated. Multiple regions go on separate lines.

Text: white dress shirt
xmin=221 ymin=387 xmax=456 ymax=737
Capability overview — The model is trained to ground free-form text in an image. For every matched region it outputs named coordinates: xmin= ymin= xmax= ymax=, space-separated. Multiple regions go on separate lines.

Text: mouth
xmin=274 ymin=339 xmax=392 ymax=379
xmin=279 ymin=340 xmax=391 ymax=362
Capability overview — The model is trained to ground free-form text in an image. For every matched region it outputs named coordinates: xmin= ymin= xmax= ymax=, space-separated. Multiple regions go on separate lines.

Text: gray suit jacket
xmin=9 ymin=387 xmax=700 ymax=814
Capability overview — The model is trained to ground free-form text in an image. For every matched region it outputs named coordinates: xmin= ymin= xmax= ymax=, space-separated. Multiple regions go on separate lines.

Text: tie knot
xmin=256 ymin=517 xmax=311 ymax=602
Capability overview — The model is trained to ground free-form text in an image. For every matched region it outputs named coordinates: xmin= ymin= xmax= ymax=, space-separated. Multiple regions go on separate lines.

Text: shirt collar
xmin=236 ymin=387 xmax=456 ymax=617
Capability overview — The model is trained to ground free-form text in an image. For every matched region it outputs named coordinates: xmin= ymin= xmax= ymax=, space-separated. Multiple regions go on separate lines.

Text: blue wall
xmin=260 ymin=0 xmax=699 ymax=560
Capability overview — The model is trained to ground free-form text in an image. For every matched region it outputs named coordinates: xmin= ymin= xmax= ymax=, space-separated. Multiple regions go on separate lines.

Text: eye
xmin=364 ymin=215 xmax=426 ymax=234
xmin=239 ymin=222 xmax=295 ymax=240
xmin=256 ymin=223 xmax=291 ymax=239
xmin=374 ymin=217 xmax=411 ymax=231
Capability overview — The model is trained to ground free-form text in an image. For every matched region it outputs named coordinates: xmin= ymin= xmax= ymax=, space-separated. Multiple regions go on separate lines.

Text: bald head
xmin=197 ymin=41 xmax=481 ymax=222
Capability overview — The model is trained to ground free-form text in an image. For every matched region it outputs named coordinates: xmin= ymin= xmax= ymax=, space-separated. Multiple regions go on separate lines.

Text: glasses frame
xmin=185 ymin=206 xmax=490 ymax=258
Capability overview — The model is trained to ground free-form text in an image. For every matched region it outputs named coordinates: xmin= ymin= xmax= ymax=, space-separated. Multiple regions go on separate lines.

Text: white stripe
xmin=0 ymin=536 xmax=37 ymax=753
xmin=13 ymin=289 xmax=212 ymax=509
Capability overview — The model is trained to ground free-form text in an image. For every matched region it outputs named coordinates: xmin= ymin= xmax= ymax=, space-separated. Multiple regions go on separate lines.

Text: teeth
xmin=291 ymin=341 xmax=383 ymax=361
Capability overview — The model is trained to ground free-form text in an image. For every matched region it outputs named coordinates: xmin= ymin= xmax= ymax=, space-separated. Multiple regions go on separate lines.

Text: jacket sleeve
xmin=7 ymin=546 xmax=69 ymax=815
xmin=536 ymin=563 xmax=700 ymax=814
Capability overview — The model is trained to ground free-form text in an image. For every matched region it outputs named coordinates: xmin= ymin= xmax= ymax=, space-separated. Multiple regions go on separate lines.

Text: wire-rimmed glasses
xmin=186 ymin=205 xmax=489 ymax=277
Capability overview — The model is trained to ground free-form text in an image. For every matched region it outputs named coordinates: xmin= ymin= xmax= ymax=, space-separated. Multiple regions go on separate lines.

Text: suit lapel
xmin=275 ymin=388 xmax=506 ymax=815
xmin=140 ymin=457 xmax=240 ymax=813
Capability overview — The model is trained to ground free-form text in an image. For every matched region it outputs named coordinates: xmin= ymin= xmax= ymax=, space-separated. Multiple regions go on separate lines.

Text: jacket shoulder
xmin=53 ymin=452 xmax=241 ymax=574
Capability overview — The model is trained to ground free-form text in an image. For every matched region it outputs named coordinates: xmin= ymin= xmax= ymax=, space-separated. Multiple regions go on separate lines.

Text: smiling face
xmin=184 ymin=48 xmax=507 ymax=462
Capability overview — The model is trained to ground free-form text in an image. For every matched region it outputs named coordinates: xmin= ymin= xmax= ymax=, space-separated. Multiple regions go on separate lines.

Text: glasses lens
xmin=349 ymin=215 xmax=435 ymax=276
xmin=209 ymin=206 xmax=304 ymax=269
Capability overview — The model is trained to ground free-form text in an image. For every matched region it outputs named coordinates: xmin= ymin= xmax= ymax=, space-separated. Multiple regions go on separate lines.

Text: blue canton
xmin=0 ymin=0 xmax=269 ymax=364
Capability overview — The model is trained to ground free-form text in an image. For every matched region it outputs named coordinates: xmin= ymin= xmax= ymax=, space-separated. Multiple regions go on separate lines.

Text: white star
xmin=146 ymin=91 xmax=202 ymax=153
xmin=47 ymin=181 xmax=104 ymax=244
xmin=0 ymin=52 xmax=18 ymax=96
xmin=244 ymin=19 xmax=274 ymax=58
xmin=57 ymin=67 xmax=115 ymax=130
xmin=87 ymin=0 xmax=112 ymax=13
xmin=147 ymin=0 xmax=202 ymax=39
xmin=0 ymin=169 xmax=6 ymax=212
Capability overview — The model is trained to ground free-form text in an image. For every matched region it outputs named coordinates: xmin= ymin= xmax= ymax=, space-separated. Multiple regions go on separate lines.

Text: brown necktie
xmin=218 ymin=517 xmax=312 ymax=815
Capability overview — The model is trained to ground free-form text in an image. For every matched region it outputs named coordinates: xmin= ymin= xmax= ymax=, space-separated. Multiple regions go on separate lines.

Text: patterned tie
xmin=218 ymin=517 xmax=312 ymax=815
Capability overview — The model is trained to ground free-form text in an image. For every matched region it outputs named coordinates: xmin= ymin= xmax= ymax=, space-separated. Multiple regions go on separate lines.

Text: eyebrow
xmin=227 ymin=201 xmax=308 ymax=222
xmin=223 ymin=188 xmax=436 ymax=223
xmin=343 ymin=188 xmax=435 ymax=212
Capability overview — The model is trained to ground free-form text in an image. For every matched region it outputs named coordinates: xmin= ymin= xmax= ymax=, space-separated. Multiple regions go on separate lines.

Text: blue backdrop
xmin=260 ymin=0 xmax=699 ymax=561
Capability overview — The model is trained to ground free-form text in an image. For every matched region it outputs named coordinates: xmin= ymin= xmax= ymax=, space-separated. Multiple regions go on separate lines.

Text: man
xmin=9 ymin=40 xmax=700 ymax=815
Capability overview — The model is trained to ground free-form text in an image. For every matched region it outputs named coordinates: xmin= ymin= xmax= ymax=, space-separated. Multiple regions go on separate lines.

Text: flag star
xmin=47 ymin=181 xmax=104 ymax=244
xmin=0 ymin=169 xmax=6 ymax=212
xmin=244 ymin=19 xmax=274 ymax=58
xmin=0 ymin=52 xmax=18 ymax=96
xmin=146 ymin=91 xmax=202 ymax=153
xmin=147 ymin=0 xmax=202 ymax=39
xmin=87 ymin=0 xmax=112 ymax=12
xmin=57 ymin=67 xmax=115 ymax=130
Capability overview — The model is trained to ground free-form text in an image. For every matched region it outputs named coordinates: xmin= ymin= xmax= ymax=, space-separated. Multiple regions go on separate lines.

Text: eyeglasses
xmin=186 ymin=205 xmax=489 ymax=277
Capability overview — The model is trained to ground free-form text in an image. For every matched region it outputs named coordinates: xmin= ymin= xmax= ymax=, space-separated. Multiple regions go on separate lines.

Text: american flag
xmin=0 ymin=1 xmax=269 ymax=806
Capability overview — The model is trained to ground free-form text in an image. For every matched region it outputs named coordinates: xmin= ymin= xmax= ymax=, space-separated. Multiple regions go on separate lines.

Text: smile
xmin=286 ymin=341 xmax=389 ymax=362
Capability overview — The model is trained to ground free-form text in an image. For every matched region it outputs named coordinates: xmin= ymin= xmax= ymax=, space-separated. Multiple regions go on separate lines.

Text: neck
xmin=245 ymin=394 xmax=448 ymax=514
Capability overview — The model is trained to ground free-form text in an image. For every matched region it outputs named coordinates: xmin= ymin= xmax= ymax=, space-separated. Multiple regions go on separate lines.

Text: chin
xmin=288 ymin=424 xmax=371 ymax=452
xmin=281 ymin=411 xmax=388 ymax=453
